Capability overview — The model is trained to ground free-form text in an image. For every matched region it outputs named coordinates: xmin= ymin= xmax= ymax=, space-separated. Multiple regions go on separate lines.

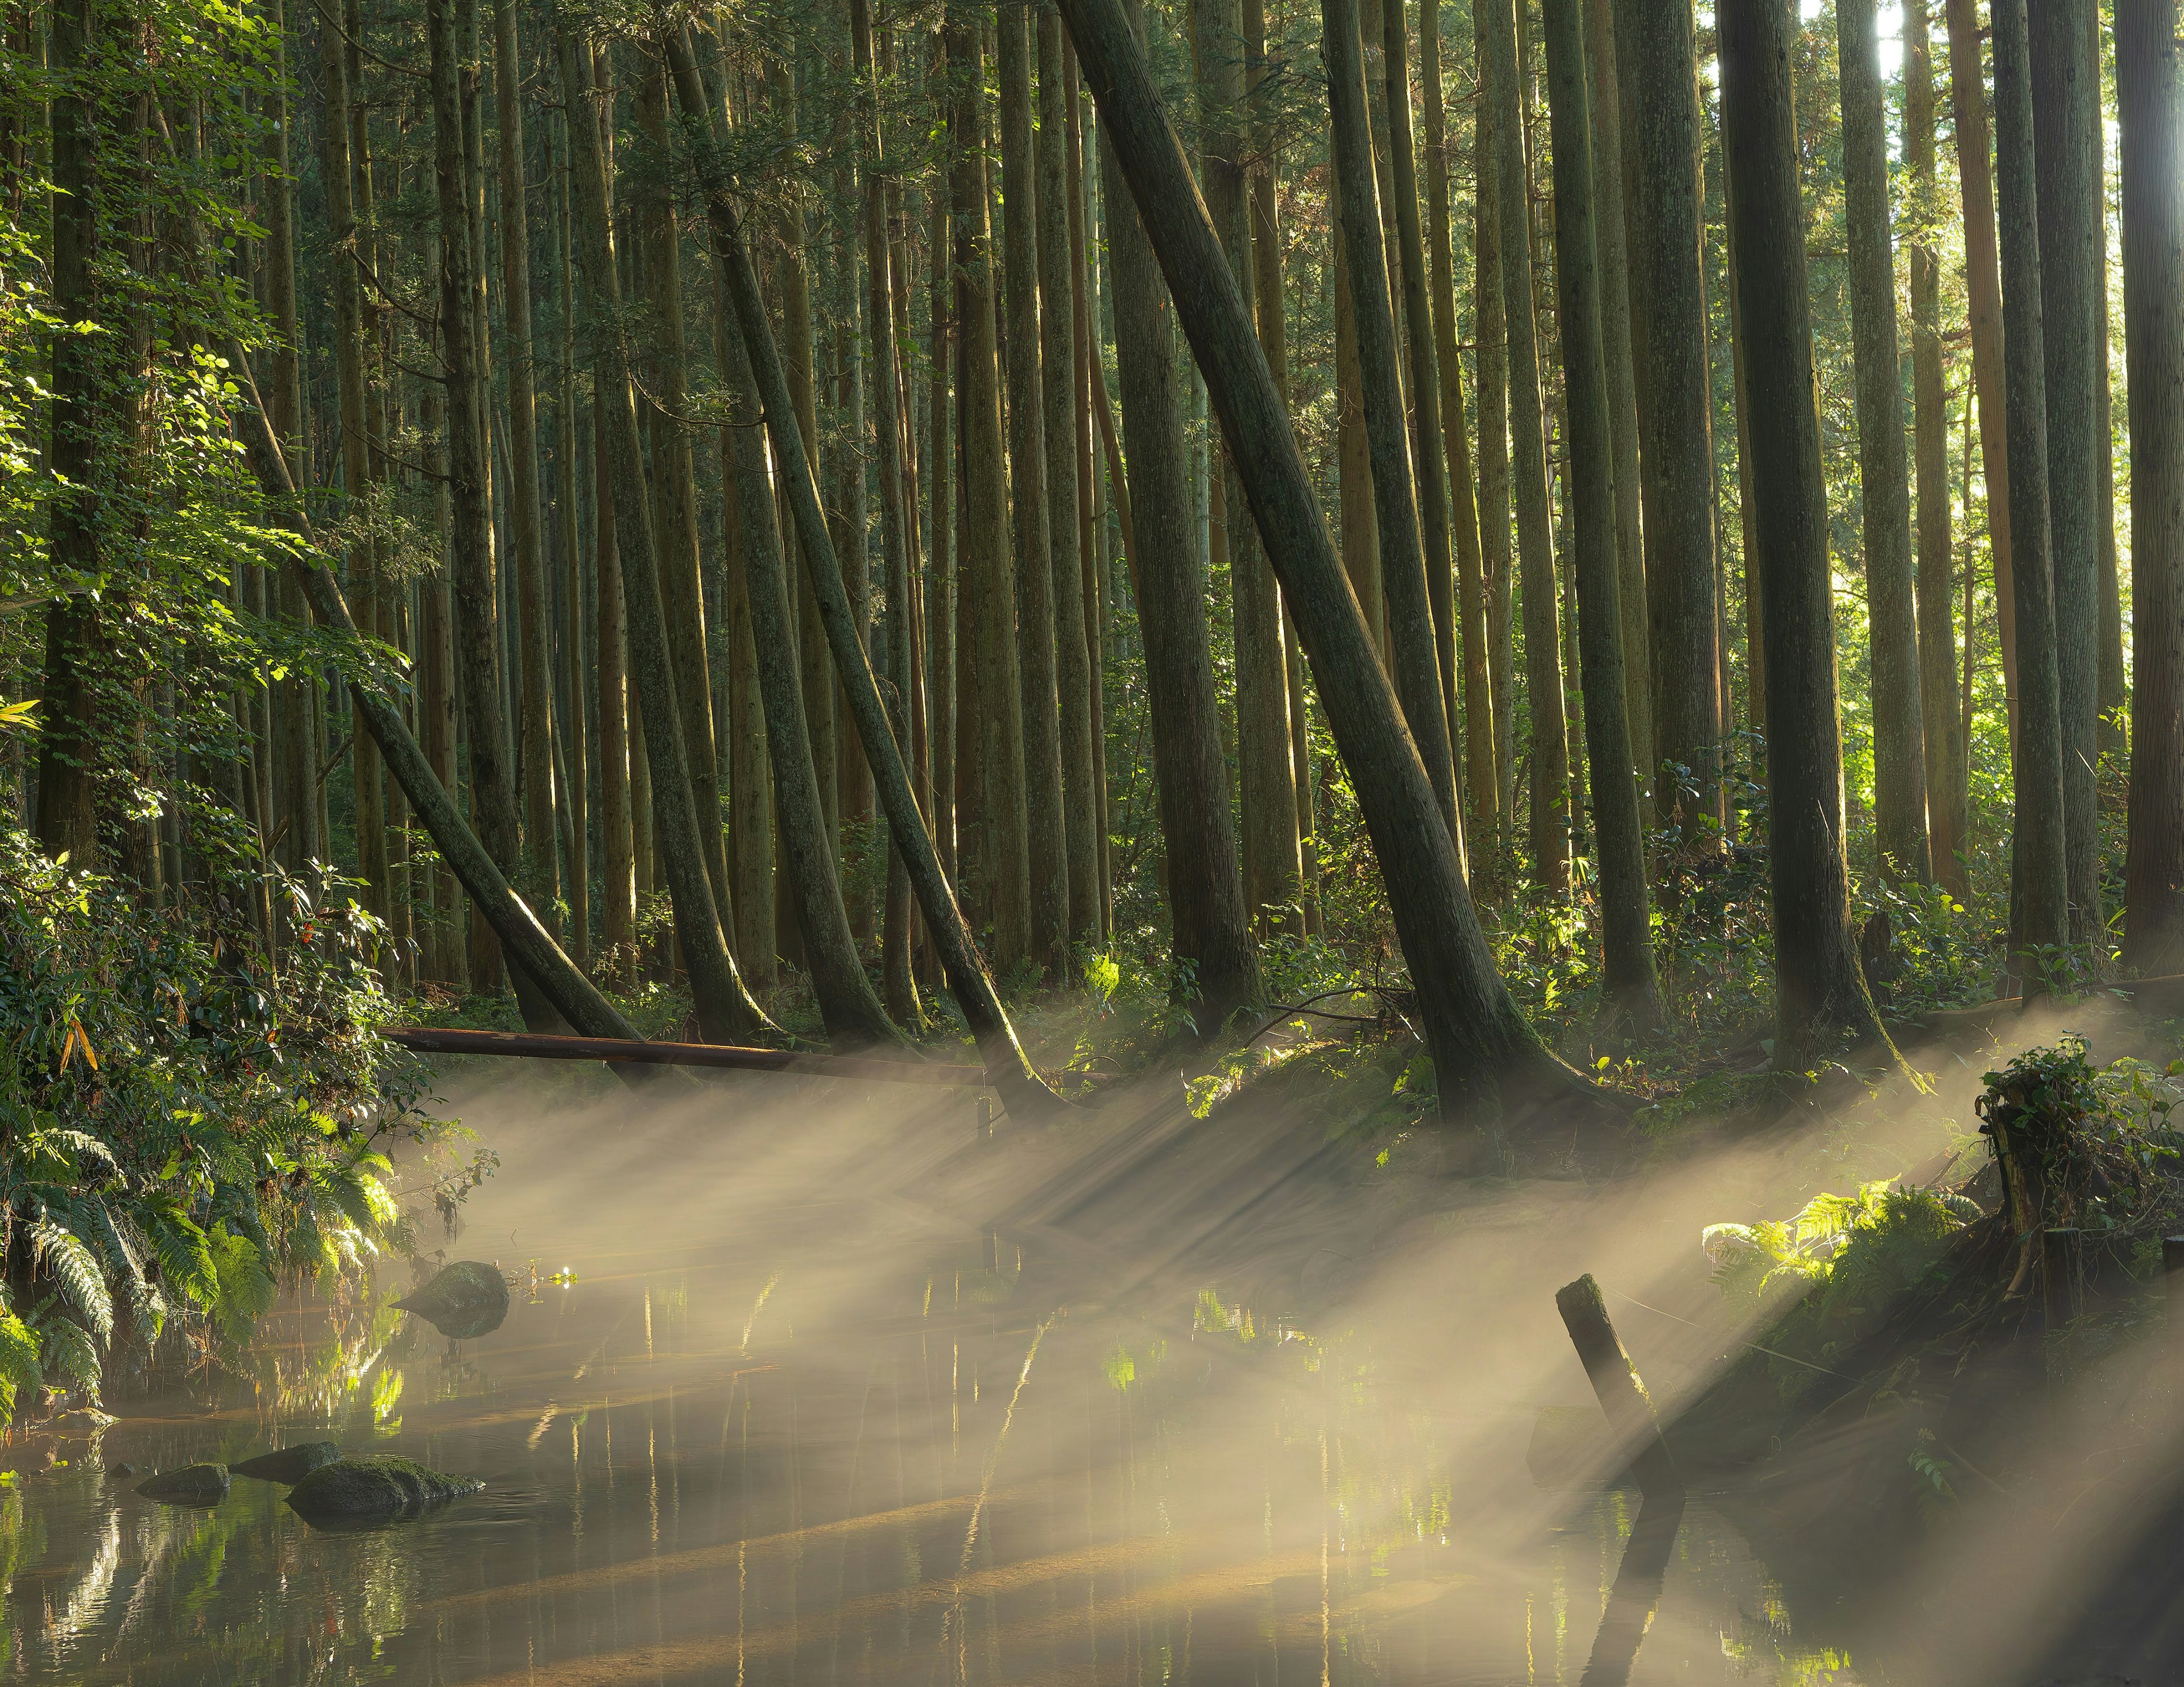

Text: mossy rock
xmin=394 ymin=1260 xmax=510 ymax=1338
xmin=232 ymin=1441 xmax=344 ymax=1483
xmin=137 ymin=1464 xmax=229 ymax=1505
xmin=285 ymin=1455 xmax=482 ymax=1527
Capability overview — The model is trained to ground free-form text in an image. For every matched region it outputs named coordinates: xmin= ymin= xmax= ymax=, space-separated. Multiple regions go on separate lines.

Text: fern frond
xmin=140 ymin=1198 xmax=217 ymax=1308
xmin=38 ymin=1316 xmax=101 ymax=1399
xmin=30 ymin=1217 xmax=113 ymax=1340
xmin=0 ymin=1310 xmax=42 ymax=1424
xmin=207 ymin=1221 xmax=276 ymax=1343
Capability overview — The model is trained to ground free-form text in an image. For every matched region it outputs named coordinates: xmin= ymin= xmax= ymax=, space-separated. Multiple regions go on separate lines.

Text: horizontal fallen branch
xmin=383 ymin=1025 xmax=987 ymax=1087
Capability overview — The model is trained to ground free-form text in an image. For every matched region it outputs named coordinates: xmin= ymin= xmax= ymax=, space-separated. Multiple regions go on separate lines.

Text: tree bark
xmin=2029 ymin=0 xmax=2105 ymax=949
xmin=1839 ymin=0 xmax=1930 ymax=882
xmin=1482 ymin=0 xmax=1569 ymax=890
xmin=1992 ymin=0 xmax=2071 ymax=993
xmin=552 ymin=106 xmax=592 ymax=966
xmin=553 ymin=16 xmax=774 ymax=1041
xmin=1581 ymin=0 xmax=1650 ymax=831
xmin=2119 ymin=0 xmax=2184 ymax=972
xmin=1383 ymin=0 xmax=1462 ymax=818
xmin=1946 ymin=0 xmax=2018 ymax=742
xmin=1612 ymin=0 xmax=1719 ymax=838
xmin=1907 ymin=0 xmax=1968 ymax=896
xmin=1327 ymin=0 xmax=1461 ymax=845
xmin=1098 ymin=0 xmax=1263 ymax=1033
xmin=1058 ymin=0 xmax=1596 ymax=1120
xmin=926 ymin=89 xmax=957 ymax=887
xmin=1422 ymin=0 xmax=1495 ymax=850
xmin=1543 ymin=0 xmax=1656 ymax=1026
xmin=594 ymin=395 xmax=635 ymax=980
xmin=1718 ymin=0 xmax=1891 ymax=1063
xmin=948 ymin=8 xmax=1033 ymax=973
xmin=1475 ymin=1 xmax=1516 ymax=859
xmin=1073 ymin=66 xmax=1118 ymax=935
xmin=1045 ymin=18 xmax=1104 ymax=957
xmin=495 ymin=0 xmax=559 ymax=925
xmin=999 ymin=2 xmax=1069 ymax=980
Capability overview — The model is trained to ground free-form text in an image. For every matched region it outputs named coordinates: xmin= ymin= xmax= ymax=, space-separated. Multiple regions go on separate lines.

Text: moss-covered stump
xmin=232 ymin=1441 xmax=344 ymax=1483
xmin=284 ymin=1455 xmax=482 ymax=1526
xmin=137 ymin=1464 xmax=229 ymax=1505
xmin=394 ymin=1260 xmax=510 ymax=1338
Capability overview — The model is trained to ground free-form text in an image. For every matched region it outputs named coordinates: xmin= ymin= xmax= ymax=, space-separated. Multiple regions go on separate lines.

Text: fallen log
xmin=384 ymin=1026 xmax=987 ymax=1087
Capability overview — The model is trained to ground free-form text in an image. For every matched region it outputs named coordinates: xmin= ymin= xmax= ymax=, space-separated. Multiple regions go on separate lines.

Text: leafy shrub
xmin=0 ymin=825 xmax=458 ymax=1422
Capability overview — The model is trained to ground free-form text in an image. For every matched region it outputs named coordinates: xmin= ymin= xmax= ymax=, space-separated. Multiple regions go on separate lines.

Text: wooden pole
xmin=1554 ymin=1274 xmax=1680 ymax=1498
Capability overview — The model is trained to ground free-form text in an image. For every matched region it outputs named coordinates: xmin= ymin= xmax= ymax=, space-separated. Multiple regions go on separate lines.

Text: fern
xmin=38 ymin=1316 xmax=101 ymax=1398
xmin=0 ymin=1308 xmax=41 ymax=1423
xmin=139 ymin=1196 xmax=217 ymax=1308
xmin=207 ymin=1221 xmax=275 ymax=1342
xmin=30 ymin=1216 xmax=113 ymax=1340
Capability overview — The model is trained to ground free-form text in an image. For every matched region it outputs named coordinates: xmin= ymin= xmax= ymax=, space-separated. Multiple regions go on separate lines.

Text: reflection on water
xmin=0 ymin=1078 xmax=1876 ymax=1686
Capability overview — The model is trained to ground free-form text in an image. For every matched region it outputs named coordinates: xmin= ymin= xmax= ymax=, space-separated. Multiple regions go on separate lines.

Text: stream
xmin=0 ymin=1066 xmax=2169 ymax=1685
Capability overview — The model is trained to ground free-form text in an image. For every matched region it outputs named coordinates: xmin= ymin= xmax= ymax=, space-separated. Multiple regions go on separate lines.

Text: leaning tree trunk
xmin=1718 ymin=0 xmax=1892 ymax=1066
xmin=2029 ymin=0 xmax=2106 ymax=952
xmin=1839 ymin=0 xmax=1930 ymax=882
xmin=1482 ymin=0 xmax=1569 ymax=890
xmin=2119 ymin=0 xmax=2184 ymax=973
xmin=1099 ymin=0 xmax=1263 ymax=1034
xmin=1326 ymin=0 xmax=1461 ymax=844
xmin=1542 ymin=0 xmax=1657 ymax=1028
xmin=1612 ymin=0 xmax=1720 ymax=840
xmin=665 ymin=28 xmax=1068 ymax=1112
xmin=1056 ymin=0 xmax=1598 ymax=1124
xmin=1946 ymin=0 xmax=2018 ymax=743
xmin=552 ymin=15 xmax=775 ymax=1042
xmin=1906 ymin=0 xmax=1968 ymax=897
xmin=1992 ymin=0 xmax=2071 ymax=995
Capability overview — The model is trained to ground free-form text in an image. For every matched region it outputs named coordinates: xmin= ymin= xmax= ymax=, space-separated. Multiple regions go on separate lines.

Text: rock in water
xmin=393 ymin=1259 xmax=510 ymax=1338
xmin=232 ymin=1441 xmax=344 ymax=1483
xmin=137 ymin=1464 xmax=230 ymax=1505
xmin=285 ymin=1455 xmax=482 ymax=1527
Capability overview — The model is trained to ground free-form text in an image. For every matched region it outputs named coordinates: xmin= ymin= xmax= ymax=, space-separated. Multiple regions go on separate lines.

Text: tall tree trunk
xmin=1099 ymin=0 xmax=1261 ymax=1031
xmin=552 ymin=107 xmax=592 ymax=965
xmin=1327 ymin=0 xmax=1461 ymax=843
xmin=854 ymin=0 xmax=925 ymax=1025
xmin=1422 ymin=0 xmax=1495 ymax=849
xmin=1482 ymin=0 xmax=1569 ymax=889
xmin=432 ymin=0 xmax=548 ymax=1019
xmin=321 ymin=6 xmax=387 ymax=923
xmin=1839 ymin=0 xmax=1930 ymax=882
xmin=497 ymin=0 xmax=559 ymax=924
xmin=2029 ymin=0 xmax=2105 ymax=950
xmin=1543 ymin=0 xmax=1656 ymax=1026
xmin=1072 ymin=65 xmax=1118 ymax=936
xmin=2119 ymin=0 xmax=2184 ymax=973
xmin=1992 ymin=0 xmax=2071 ymax=994
xmin=1907 ymin=0 xmax=1968 ymax=896
xmin=1059 ymin=0 xmax=1594 ymax=1121
xmin=949 ymin=7 xmax=1033 ymax=972
xmin=1242 ymin=0 xmax=1307 ymax=931
xmin=1947 ymin=0 xmax=2018 ymax=741
xmin=1334 ymin=226 xmax=1383 ymax=658
xmin=1045 ymin=21 xmax=1104 ymax=956
xmin=2096 ymin=179 xmax=2127 ymax=759
xmin=1577 ymin=0 xmax=1650 ymax=836
xmin=926 ymin=107 xmax=957 ymax=887
xmin=1206 ymin=0 xmax=1300 ymax=937
xmin=1718 ymin=0 xmax=1890 ymax=1064
xmin=999 ymin=1 xmax=1069 ymax=979
xmin=555 ymin=17 xmax=774 ymax=1041
xmin=1383 ymin=0 xmax=1462 ymax=815
xmin=1612 ymin=0 xmax=1719 ymax=839
xmin=1475 ymin=1 xmax=1515 ymax=860
xmin=421 ymin=356 xmax=467 ymax=986
xmin=594 ymin=397 xmax=634 ymax=980
xmin=36 ymin=0 xmax=100 ymax=868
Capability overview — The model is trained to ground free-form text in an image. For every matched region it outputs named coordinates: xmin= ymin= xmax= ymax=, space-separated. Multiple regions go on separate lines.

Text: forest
xmin=4 ymin=0 xmax=2184 ymax=1438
